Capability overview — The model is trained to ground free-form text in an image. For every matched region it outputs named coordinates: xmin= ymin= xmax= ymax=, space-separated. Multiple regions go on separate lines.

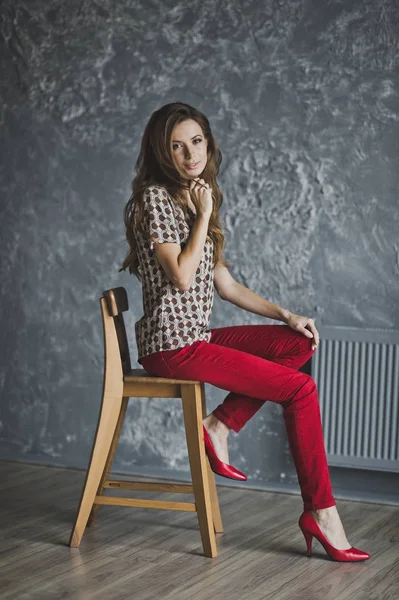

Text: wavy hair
xmin=119 ymin=102 xmax=230 ymax=280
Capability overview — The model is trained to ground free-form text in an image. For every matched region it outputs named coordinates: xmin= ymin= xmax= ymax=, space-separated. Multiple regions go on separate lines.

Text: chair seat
xmin=124 ymin=368 xmax=202 ymax=385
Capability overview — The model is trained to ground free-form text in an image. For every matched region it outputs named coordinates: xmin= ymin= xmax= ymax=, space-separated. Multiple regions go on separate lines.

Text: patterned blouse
xmin=133 ymin=185 xmax=215 ymax=361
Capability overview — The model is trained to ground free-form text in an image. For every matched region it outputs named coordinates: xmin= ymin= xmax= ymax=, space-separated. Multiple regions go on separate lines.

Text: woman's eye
xmin=173 ymin=139 xmax=202 ymax=151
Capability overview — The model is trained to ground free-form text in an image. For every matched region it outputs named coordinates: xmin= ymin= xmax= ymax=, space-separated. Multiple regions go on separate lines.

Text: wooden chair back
xmin=102 ymin=287 xmax=132 ymax=376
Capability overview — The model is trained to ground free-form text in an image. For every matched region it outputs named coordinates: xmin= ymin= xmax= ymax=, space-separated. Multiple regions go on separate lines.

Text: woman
xmin=120 ymin=102 xmax=370 ymax=562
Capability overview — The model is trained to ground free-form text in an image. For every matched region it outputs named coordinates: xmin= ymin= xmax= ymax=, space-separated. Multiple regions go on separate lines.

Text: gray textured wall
xmin=1 ymin=0 xmax=398 ymax=504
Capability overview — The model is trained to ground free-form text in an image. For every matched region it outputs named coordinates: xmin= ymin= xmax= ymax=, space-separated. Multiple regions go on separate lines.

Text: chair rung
xmin=94 ymin=495 xmax=196 ymax=512
xmin=123 ymin=382 xmax=184 ymax=398
xmin=104 ymin=480 xmax=194 ymax=493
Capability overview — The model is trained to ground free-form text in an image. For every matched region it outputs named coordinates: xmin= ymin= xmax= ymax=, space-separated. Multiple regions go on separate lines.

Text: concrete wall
xmin=1 ymin=0 xmax=398 ymax=505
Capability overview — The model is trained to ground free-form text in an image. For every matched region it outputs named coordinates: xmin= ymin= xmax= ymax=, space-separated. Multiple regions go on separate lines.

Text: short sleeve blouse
xmin=133 ymin=185 xmax=215 ymax=361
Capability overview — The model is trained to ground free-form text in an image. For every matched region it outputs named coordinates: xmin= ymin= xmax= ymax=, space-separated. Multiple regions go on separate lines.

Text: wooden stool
xmin=69 ymin=286 xmax=223 ymax=557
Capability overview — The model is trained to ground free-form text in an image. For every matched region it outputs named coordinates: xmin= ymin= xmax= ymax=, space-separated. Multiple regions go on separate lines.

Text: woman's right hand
xmin=189 ymin=177 xmax=213 ymax=217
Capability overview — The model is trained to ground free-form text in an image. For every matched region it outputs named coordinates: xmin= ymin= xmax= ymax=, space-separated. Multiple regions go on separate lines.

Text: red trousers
xmin=139 ymin=324 xmax=336 ymax=512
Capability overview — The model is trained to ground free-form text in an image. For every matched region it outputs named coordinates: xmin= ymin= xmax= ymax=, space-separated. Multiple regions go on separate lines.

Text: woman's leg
xmin=140 ymin=326 xmax=335 ymax=513
xmin=203 ymin=323 xmax=313 ymax=472
xmin=208 ymin=324 xmax=315 ymax=430
xmin=202 ymin=324 xmax=351 ymax=550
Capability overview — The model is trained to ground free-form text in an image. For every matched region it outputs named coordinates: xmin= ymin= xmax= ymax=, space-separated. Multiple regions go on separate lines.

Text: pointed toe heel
xmin=298 ymin=511 xmax=370 ymax=562
xmin=203 ymin=426 xmax=247 ymax=481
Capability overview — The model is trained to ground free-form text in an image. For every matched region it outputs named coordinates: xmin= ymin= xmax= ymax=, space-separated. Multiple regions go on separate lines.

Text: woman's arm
xmin=178 ymin=213 xmax=211 ymax=290
xmin=219 ymin=275 xmax=319 ymax=349
xmin=214 ymin=264 xmax=290 ymax=321
xmin=223 ymin=280 xmax=291 ymax=322
xmin=153 ymin=212 xmax=211 ymax=292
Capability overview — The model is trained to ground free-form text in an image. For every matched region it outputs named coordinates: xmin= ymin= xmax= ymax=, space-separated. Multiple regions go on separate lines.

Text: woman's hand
xmin=286 ymin=313 xmax=319 ymax=350
xmin=189 ymin=177 xmax=213 ymax=216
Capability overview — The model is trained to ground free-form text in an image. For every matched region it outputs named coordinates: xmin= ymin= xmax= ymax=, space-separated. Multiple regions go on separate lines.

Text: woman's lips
xmin=186 ymin=161 xmax=200 ymax=169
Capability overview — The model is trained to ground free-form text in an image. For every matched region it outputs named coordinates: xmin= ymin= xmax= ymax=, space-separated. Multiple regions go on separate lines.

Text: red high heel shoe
xmin=298 ymin=511 xmax=370 ymax=562
xmin=203 ymin=427 xmax=247 ymax=481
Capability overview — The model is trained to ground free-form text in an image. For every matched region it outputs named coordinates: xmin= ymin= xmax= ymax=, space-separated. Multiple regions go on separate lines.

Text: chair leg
xmin=69 ymin=392 xmax=123 ymax=547
xmin=200 ymin=382 xmax=223 ymax=534
xmin=87 ymin=396 xmax=129 ymax=527
xmin=181 ymin=383 xmax=218 ymax=558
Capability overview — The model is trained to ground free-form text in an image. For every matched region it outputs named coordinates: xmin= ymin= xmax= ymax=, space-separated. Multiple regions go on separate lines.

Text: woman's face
xmin=171 ymin=119 xmax=208 ymax=180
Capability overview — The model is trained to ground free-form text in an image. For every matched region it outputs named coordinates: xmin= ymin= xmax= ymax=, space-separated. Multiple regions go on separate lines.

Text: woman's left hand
xmin=286 ymin=313 xmax=319 ymax=350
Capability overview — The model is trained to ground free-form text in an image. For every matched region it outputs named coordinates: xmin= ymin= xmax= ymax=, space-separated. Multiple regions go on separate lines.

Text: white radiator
xmin=311 ymin=326 xmax=399 ymax=473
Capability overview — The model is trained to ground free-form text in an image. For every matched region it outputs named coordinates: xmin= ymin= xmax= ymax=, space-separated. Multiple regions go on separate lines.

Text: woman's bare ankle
xmin=311 ymin=505 xmax=337 ymax=523
xmin=203 ymin=413 xmax=230 ymax=437
xmin=310 ymin=505 xmax=351 ymax=549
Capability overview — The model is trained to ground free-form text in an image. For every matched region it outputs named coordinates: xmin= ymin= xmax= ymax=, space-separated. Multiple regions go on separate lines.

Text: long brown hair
xmin=119 ymin=102 xmax=230 ymax=280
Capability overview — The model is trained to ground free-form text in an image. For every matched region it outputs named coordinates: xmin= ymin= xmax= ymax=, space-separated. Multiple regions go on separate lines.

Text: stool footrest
xmin=103 ymin=479 xmax=194 ymax=493
xmin=94 ymin=495 xmax=196 ymax=511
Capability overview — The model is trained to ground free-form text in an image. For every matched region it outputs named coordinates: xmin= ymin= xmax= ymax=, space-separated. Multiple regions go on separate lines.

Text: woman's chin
xmin=187 ymin=168 xmax=204 ymax=178
xmin=181 ymin=166 xmax=205 ymax=182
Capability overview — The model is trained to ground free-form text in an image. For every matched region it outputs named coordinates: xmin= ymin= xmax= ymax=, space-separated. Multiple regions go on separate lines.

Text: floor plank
xmin=1 ymin=461 xmax=398 ymax=600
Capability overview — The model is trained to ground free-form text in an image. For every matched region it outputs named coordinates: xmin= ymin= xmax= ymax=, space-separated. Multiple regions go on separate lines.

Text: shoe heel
xmin=301 ymin=528 xmax=313 ymax=556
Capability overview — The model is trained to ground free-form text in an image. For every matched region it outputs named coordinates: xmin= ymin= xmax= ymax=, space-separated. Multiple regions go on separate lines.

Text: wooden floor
xmin=1 ymin=461 xmax=398 ymax=600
